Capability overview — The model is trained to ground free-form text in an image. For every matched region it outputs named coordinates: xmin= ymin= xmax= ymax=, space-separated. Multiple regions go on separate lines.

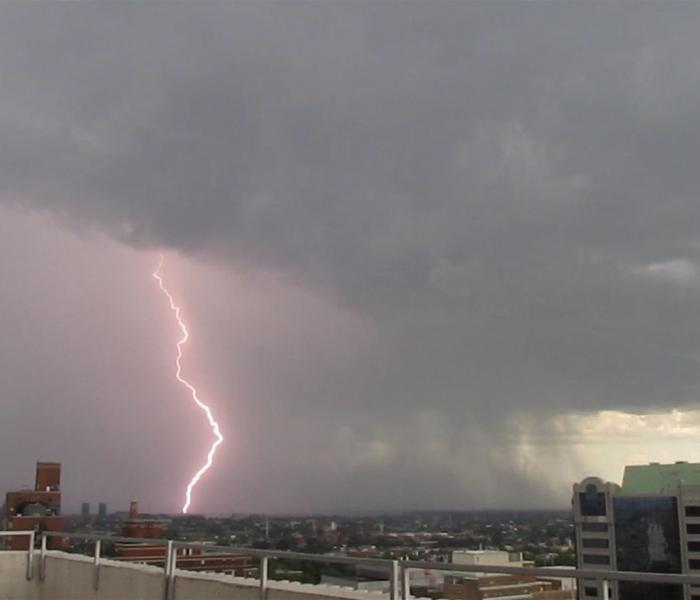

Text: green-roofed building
xmin=573 ymin=462 xmax=700 ymax=600
xmin=620 ymin=462 xmax=700 ymax=496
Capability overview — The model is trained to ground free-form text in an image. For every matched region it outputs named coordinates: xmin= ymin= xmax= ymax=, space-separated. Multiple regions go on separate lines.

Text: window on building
xmin=583 ymin=554 xmax=610 ymax=566
xmin=685 ymin=506 xmax=700 ymax=517
xmin=614 ymin=496 xmax=682 ymax=575
xmin=582 ymin=523 xmax=609 ymax=533
xmin=584 ymin=587 xmax=598 ymax=597
xmin=688 ymin=541 xmax=700 ymax=552
xmin=690 ymin=559 xmax=700 ymax=570
xmin=618 ymin=582 xmax=682 ymax=600
xmin=583 ymin=538 xmax=610 ymax=549
xmin=688 ymin=524 xmax=700 ymax=535
xmin=580 ymin=484 xmax=607 ymax=516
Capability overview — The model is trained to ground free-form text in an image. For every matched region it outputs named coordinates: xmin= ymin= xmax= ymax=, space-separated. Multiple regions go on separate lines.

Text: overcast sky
xmin=2 ymin=1 xmax=700 ymax=514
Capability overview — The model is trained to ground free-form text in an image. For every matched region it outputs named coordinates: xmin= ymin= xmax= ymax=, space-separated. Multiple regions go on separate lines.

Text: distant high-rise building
xmin=573 ymin=461 xmax=700 ymax=600
xmin=98 ymin=502 xmax=107 ymax=519
xmin=81 ymin=502 xmax=90 ymax=516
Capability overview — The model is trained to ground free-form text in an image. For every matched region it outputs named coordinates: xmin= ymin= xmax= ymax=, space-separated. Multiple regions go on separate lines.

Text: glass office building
xmin=574 ymin=462 xmax=700 ymax=600
xmin=614 ymin=496 xmax=682 ymax=600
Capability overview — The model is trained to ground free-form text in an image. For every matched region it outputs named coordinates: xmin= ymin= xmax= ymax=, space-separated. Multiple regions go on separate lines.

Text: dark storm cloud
xmin=2 ymin=1 xmax=700 ymax=509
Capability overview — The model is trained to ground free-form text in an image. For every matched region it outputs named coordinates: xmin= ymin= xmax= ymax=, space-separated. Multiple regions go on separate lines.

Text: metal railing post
xmin=166 ymin=541 xmax=177 ymax=600
xmin=163 ymin=540 xmax=172 ymax=600
xmin=601 ymin=579 xmax=609 ymax=599
xmin=26 ymin=530 xmax=35 ymax=580
xmin=93 ymin=539 xmax=101 ymax=591
xmin=400 ymin=562 xmax=410 ymax=600
xmin=260 ymin=556 xmax=269 ymax=600
xmin=390 ymin=560 xmax=400 ymax=600
xmin=39 ymin=534 xmax=47 ymax=581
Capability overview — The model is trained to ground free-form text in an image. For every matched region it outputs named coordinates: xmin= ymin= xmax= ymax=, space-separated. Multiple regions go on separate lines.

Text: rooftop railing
xmin=0 ymin=530 xmax=35 ymax=580
xmin=3 ymin=530 xmax=700 ymax=600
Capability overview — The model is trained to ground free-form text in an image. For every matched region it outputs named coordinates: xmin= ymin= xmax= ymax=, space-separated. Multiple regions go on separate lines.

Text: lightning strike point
xmin=153 ymin=253 xmax=224 ymax=514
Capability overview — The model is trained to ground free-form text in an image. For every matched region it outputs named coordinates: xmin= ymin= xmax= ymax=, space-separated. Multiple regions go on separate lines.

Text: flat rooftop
xmin=620 ymin=461 xmax=700 ymax=495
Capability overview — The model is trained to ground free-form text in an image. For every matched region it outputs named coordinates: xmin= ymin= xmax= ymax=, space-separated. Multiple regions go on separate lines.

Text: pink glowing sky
xmin=0 ymin=206 xmax=381 ymax=514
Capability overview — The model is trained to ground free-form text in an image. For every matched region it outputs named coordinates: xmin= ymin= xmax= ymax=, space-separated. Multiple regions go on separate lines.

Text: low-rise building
xmin=443 ymin=550 xmax=574 ymax=600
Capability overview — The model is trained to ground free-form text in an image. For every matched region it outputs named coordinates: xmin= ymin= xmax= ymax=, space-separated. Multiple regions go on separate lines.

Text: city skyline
xmin=2 ymin=2 xmax=700 ymax=514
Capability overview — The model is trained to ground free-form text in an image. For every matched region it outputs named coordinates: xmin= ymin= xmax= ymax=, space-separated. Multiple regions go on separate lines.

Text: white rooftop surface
xmin=451 ymin=549 xmax=523 ymax=568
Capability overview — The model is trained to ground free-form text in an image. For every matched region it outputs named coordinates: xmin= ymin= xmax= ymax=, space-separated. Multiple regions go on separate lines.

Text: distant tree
xmin=276 ymin=535 xmax=297 ymax=551
xmin=205 ymin=521 xmax=226 ymax=538
xmin=554 ymin=551 xmax=576 ymax=566
xmin=304 ymin=538 xmax=333 ymax=554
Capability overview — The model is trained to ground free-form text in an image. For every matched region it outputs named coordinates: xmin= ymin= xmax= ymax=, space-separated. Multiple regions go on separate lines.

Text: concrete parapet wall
xmin=44 ymin=552 xmax=165 ymax=600
xmin=0 ymin=552 xmax=35 ymax=599
xmin=0 ymin=551 xmax=165 ymax=600
xmin=0 ymin=551 xmax=397 ymax=600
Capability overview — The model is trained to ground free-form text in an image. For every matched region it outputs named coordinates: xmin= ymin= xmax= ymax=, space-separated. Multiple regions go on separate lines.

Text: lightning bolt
xmin=152 ymin=253 xmax=224 ymax=514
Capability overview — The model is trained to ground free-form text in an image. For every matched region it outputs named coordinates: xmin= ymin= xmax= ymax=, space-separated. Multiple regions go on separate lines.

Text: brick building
xmin=443 ymin=573 xmax=569 ymax=600
xmin=3 ymin=461 xmax=63 ymax=549
xmin=115 ymin=501 xmax=255 ymax=576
